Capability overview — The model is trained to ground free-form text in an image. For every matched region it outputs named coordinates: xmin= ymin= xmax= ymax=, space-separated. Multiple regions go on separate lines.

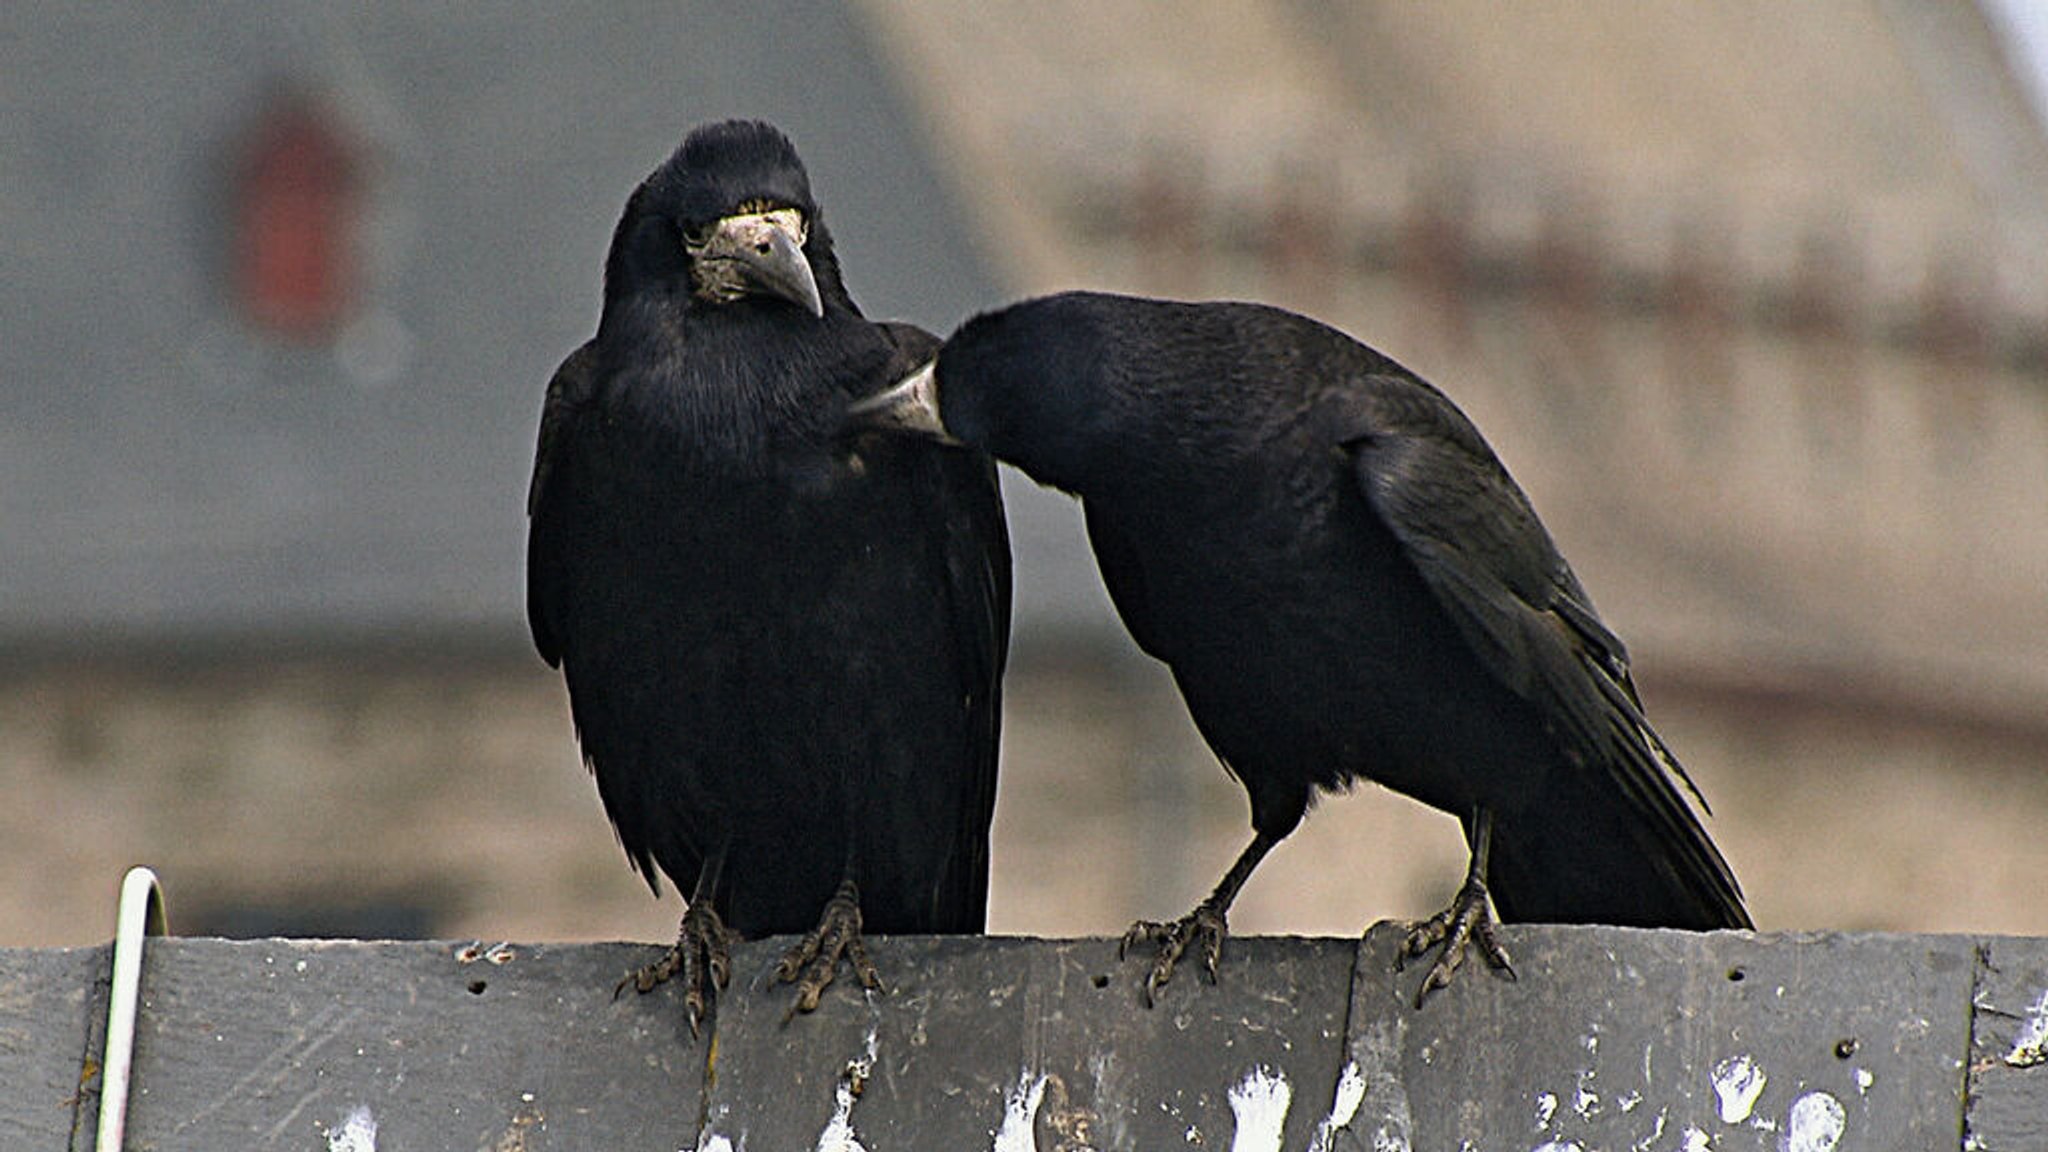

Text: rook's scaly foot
xmin=776 ymin=880 xmax=883 ymax=1019
xmin=1120 ymin=902 xmax=1228 ymax=1008
xmin=616 ymin=901 xmax=737 ymax=1035
xmin=1397 ymin=874 xmax=1514 ymax=1007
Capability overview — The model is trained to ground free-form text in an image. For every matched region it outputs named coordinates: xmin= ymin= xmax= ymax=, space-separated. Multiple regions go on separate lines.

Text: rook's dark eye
xmin=681 ymin=221 xmax=710 ymax=248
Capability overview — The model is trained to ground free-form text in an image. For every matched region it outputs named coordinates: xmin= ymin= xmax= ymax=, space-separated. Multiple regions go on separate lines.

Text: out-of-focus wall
xmin=9 ymin=648 xmax=2048 ymax=953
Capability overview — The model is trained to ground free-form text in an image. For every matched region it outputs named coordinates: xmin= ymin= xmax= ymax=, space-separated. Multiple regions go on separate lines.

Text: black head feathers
xmin=652 ymin=119 xmax=818 ymax=225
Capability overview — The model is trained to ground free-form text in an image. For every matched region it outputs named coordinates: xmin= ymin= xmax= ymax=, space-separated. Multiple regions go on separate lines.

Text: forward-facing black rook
xmin=527 ymin=121 xmax=1011 ymax=1028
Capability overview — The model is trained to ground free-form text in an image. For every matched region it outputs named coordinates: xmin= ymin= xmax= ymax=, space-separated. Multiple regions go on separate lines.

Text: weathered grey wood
xmin=700 ymin=934 xmax=1353 ymax=1150
xmin=101 ymin=939 xmax=704 ymax=1151
xmin=1338 ymin=923 xmax=1976 ymax=1151
xmin=1965 ymin=935 xmax=2048 ymax=1151
xmin=7 ymin=928 xmax=2041 ymax=1149
xmin=0 ymin=946 xmax=102 ymax=1151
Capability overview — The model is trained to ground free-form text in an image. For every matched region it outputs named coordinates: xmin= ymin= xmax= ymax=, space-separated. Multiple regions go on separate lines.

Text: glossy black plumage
xmin=857 ymin=289 xmax=1747 ymax=1000
xmin=526 ymin=121 xmax=1010 ymax=1018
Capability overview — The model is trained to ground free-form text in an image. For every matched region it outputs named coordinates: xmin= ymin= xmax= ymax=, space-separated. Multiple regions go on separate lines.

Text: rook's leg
xmin=1399 ymin=808 xmax=1515 ymax=1006
xmin=1121 ymin=828 xmax=1280 ymax=1007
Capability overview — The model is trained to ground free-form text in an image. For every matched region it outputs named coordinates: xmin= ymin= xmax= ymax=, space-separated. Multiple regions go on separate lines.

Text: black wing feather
xmin=1340 ymin=372 xmax=1748 ymax=927
xmin=526 ymin=341 xmax=599 ymax=669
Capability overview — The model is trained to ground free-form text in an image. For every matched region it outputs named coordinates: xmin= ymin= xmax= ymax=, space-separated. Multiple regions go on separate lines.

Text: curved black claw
xmin=1397 ymin=876 xmax=1515 ymax=1008
xmin=775 ymin=880 xmax=884 ymax=1020
xmin=616 ymin=901 xmax=738 ymax=1036
xmin=1120 ymin=903 xmax=1228 ymax=1008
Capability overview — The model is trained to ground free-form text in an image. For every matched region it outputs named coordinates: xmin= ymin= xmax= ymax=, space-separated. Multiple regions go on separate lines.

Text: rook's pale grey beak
xmin=702 ymin=210 xmax=824 ymax=318
xmin=848 ymin=362 xmax=956 ymax=443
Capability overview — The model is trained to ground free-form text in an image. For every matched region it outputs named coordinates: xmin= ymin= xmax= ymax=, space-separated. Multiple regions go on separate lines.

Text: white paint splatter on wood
xmin=1628 ymin=1109 xmax=1667 ymax=1152
xmin=1784 ymin=1091 xmax=1846 ymax=1152
xmin=2006 ymin=987 xmax=2048 ymax=1067
xmin=814 ymin=1027 xmax=880 ymax=1152
xmin=327 ymin=1105 xmax=377 ymax=1152
xmin=1226 ymin=1066 xmax=1292 ymax=1152
xmin=1306 ymin=1060 xmax=1366 ymax=1152
xmin=1711 ymin=1054 xmax=1767 ymax=1123
xmin=990 ymin=1070 xmax=1047 ymax=1152
xmin=814 ymin=1080 xmax=868 ymax=1152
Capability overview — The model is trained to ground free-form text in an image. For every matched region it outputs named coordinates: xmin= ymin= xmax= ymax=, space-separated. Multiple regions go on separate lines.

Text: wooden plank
xmin=1965 ymin=935 xmax=2048 ymax=1151
xmin=1335 ymin=923 xmax=1976 ymax=1151
xmin=108 ymin=939 xmax=705 ymax=1150
xmin=5 ymin=929 xmax=2028 ymax=1149
xmin=0 ymin=946 xmax=102 ymax=1151
xmin=699 ymin=933 xmax=1356 ymax=1150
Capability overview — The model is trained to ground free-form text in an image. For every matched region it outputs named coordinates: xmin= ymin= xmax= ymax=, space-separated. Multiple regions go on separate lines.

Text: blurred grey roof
xmin=0 ymin=3 xmax=1036 ymax=646
xmin=10 ymin=1 xmax=2047 ymax=691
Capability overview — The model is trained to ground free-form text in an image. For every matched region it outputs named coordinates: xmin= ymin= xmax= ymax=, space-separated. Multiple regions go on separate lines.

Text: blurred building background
xmin=4 ymin=2 xmax=2046 ymax=951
